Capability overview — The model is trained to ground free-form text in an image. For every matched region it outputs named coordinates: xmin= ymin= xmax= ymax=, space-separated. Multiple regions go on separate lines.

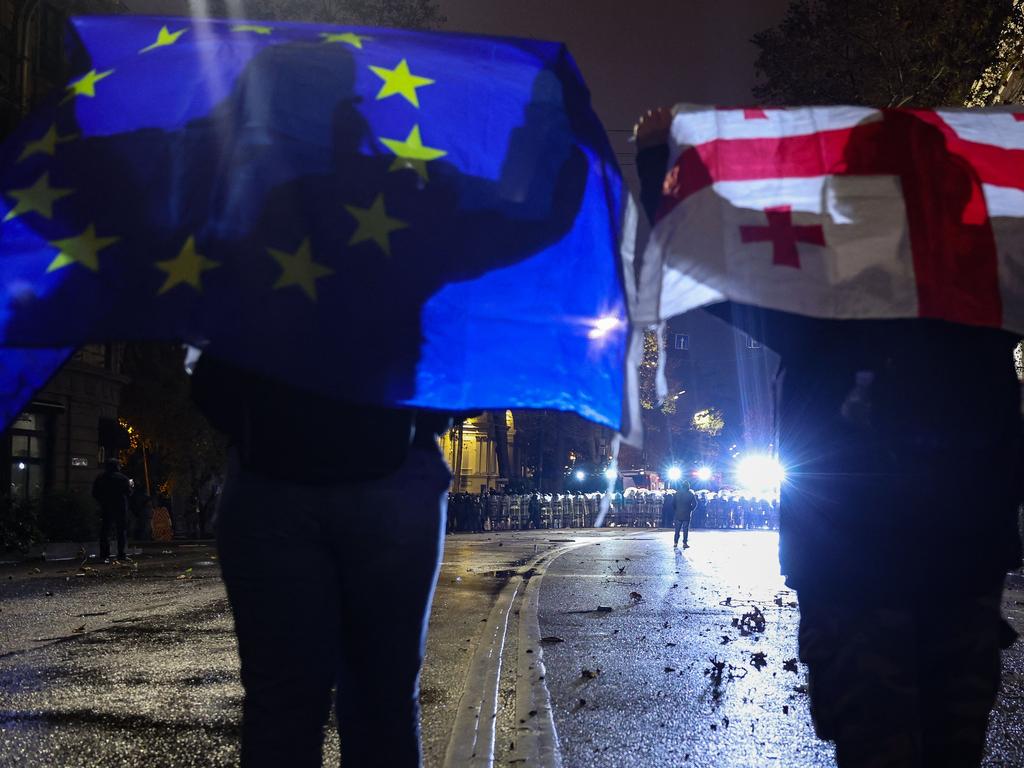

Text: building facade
xmin=441 ymin=410 xmax=518 ymax=493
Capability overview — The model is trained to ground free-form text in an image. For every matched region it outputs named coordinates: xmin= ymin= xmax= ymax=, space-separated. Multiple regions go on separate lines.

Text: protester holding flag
xmin=636 ymin=105 xmax=1023 ymax=767
xmin=0 ymin=12 xmax=630 ymax=767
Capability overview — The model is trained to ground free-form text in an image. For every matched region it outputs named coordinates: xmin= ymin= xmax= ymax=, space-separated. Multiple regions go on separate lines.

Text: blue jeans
xmin=217 ymin=445 xmax=450 ymax=767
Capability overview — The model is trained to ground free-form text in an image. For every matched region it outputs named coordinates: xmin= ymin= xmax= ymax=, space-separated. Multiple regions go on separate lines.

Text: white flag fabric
xmin=645 ymin=104 xmax=1024 ymax=334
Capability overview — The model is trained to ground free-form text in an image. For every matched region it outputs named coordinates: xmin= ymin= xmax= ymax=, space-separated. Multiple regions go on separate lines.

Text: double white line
xmin=442 ymin=542 xmax=587 ymax=768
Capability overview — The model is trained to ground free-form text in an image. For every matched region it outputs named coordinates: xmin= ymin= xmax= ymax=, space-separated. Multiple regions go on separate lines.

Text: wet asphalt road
xmin=2 ymin=531 xmax=1024 ymax=767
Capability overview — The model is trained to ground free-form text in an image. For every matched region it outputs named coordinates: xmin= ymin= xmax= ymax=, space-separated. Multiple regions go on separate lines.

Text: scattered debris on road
xmin=541 ymin=636 xmax=565 ymax=644
xmin=783 ymin=657 xmax=799 ymax=673
xmin=751 ymin=651 xmax=768 ymax=670
xmin=629 ymin=591 xmax=643 ymax=601
xmin=732 ymin=605 xmax=767 ymax=635
xmin=581 ymin=668 xmax=601 ymax=680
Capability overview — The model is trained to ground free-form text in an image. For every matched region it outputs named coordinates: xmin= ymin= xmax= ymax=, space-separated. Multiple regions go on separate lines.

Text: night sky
xmin=123 ymin=0 xmax=791 ymax=181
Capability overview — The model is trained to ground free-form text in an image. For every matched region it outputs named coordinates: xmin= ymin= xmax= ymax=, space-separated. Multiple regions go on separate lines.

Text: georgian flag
xmin=644 ymin=104 xmax=1024 ymax=334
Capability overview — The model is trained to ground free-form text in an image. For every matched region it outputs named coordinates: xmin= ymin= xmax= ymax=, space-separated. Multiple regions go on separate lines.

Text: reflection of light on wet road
xmin=686 ymin=530 xmax=785 ymax=592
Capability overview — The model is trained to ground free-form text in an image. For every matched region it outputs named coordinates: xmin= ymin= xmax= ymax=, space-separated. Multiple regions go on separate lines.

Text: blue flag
xmin=0 ymin=16 xmax=628 ymax=430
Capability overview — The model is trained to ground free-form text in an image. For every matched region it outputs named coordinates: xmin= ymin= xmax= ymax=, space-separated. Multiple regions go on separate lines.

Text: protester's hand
xmin=633 ymin=107 xmax=672 ymax=150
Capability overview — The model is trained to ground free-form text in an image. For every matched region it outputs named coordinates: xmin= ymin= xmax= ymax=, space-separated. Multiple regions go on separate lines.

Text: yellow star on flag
xmin=61 ymin=69 xmax=114 ymax=103
xmin=18 ymin=125 xmax=76 ymax=162
xmin=370 ymin=59 xmax=435 ymax=108
xmin=4 ymin=173 xmax=74 ymax=222
xmin=47 ymin=225 xmax=118 ymax=273
xmin=155 ymin=237 xmax=219 ymax=294
xmin=345 ymin=194 xmax=407 ymax=256
xmin=268 ymin=238 xmax=334 ymax=302
xmin=379 ymin=125 xmax=446 ymax=181
xmin=232 ymin=24 xmax=273 ymax=35
xmin=320 ymin=31 xmax=370 ymax=48
xmin=140 ymin=25 xmax=188 ymax=54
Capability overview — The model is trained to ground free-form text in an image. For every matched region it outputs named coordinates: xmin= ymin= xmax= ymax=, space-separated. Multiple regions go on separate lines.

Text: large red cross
xmin=739 ymin=205 xmax=825 ymax=268
xmin=658 ymin=109 xmax=1024 ymax=327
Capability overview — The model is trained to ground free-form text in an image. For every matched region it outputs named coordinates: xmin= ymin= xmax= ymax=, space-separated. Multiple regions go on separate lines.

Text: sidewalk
xmin=0 ymin=538 xmax=216 ymax=566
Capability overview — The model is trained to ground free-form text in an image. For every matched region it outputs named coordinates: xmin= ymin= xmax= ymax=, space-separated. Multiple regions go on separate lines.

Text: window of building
xmin=73 ymin=344 xmax=112 ymax=369
xmin=38 ymin=4 xmax=63 ymax=79
xmin=674 ymin=333 xmax=689 ymax=351
xmin=9 ymin=411 xmax=46 ymax=500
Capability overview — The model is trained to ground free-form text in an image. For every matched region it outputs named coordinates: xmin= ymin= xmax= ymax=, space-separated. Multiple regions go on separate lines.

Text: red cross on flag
xmin=645 ymin=105 xmax=1024 ymax=333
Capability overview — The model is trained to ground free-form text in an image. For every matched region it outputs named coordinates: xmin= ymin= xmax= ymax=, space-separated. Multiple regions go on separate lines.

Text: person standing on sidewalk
xmin=92 ymin=459 xmax=132 ymax=562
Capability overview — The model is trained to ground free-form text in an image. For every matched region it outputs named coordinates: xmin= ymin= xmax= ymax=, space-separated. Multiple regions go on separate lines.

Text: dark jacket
xmin=674 ymin=489 xmax=697 ymax=523
xmin=190 ymin=353 xmax=451 ymax=484
xmin=92 ymin=469 xmax=132 ymax=516
xmin=637 ymin=143 xmax=1023 ymax=603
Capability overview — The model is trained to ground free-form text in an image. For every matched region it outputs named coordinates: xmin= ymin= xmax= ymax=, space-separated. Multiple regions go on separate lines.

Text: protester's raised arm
xmin=633 ymin=107 xmax=672 ymax=223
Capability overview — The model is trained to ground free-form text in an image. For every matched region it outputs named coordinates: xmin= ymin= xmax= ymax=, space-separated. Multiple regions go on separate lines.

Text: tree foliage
xmin=204 ymin=0 xmax=445 ymax=29
xmin=752 ymin=0 xmax=1022 ymax=107
xmin=692 ymin=407 xmax=725 ymax=437
xmin=118 ymin=343 xmax=227 ymax=498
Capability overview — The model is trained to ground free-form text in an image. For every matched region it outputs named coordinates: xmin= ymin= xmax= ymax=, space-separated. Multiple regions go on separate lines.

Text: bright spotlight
xmin=736 ymin=455 xmax=785 ymax=493
xmin=604 ymin=467 xmax=617 ymax=480
xmin=695 ymin=466 xmax=712 ymax=482
xmin=574 ymin=469 xmax=586 ymax=481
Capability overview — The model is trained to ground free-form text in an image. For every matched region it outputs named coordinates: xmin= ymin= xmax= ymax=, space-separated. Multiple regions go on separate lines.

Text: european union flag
xmin=0 ymin=16 xmax=628 ymax=429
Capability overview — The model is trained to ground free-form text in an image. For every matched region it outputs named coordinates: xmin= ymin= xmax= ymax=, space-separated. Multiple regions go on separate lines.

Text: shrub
xmin=37 ymin=490 xmax=99 ymax=543
xmin=0 ymin=495 xmax=42 ymax=553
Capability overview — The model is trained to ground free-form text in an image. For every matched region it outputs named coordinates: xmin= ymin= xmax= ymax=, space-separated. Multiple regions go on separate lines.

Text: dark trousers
xmin=798 ymin=590 xmax=1005 ymax=768
xmin=99 ymin=509 xmax=127 ymax=559
xmin=673 ymin=513 xmax=691 ymax=546
xmin=217 ymin=445 xmax=450 ymax=768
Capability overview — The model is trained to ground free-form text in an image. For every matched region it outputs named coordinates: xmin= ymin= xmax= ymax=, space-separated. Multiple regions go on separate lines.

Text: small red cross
xmin=739 ymin=205 xmax=826 ymax=269
xmin=743 ymin=108 xmax=769 ymax=120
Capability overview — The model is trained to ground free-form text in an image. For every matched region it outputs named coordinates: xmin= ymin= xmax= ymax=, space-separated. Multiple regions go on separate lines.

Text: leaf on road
xmin=750 ymin=651 xmax=768 ymax=670
xmin=581 ymin=668 xmax=601 ymax=679
xmin=629 ymin=591 xmax=643 ymax=601
xmin=732 ymin=605 xmax=767 ymax=635
xmin=783 ymin=657 xmax=799 ymax=673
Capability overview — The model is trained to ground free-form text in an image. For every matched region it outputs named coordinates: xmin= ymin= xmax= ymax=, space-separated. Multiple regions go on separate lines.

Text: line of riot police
xmin=445 ymin=487 xmax=779 ymax=532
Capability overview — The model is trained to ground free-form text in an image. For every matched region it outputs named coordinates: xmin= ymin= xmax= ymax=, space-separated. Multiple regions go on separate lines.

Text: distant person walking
xmin=673 ymin=482 xmax=697 ymax=549
xmin=93 ymin=459 xmax=132 ymax=562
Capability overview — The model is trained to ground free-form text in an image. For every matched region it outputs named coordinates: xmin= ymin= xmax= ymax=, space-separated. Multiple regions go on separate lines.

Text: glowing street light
xmin=666 ymin=466 xmax=683 ymax=482
xmin=695 ymin=466 xmax=712 ymax=482
xmin=574 ymin=469 xmax=586 ymax=481
xmin=736 ymin=455 xmax=785 ymax=494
